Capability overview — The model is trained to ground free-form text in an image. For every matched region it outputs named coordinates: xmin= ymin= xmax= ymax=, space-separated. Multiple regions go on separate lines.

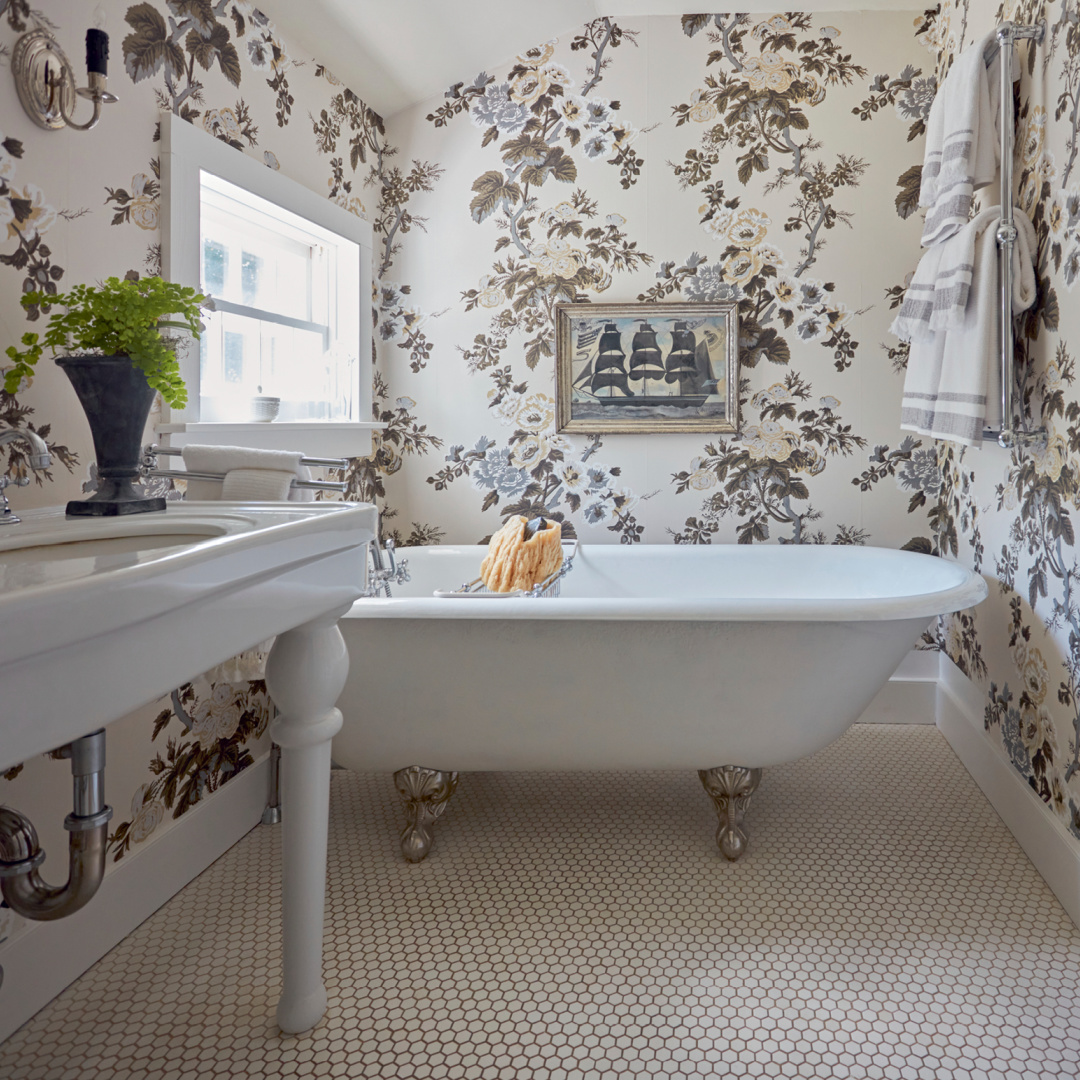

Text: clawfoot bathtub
xmin=333 ymin=544 xmax=986 ymax=860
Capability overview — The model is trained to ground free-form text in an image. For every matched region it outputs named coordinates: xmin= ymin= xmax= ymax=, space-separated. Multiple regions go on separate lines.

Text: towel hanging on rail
xmin=890 ymin=205 xmax=1026 ymax=342
xmin=180 ymin=443 xmax=315 ymax=502
xmin=919 ymin=28 xmax=1018 ymax=247
xmin=899 ymin=208 xmax=1036 ymax=448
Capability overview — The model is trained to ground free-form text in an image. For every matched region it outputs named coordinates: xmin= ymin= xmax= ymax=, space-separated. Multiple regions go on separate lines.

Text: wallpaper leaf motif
xmin=414 ymin=23 xmax=652 ymax=543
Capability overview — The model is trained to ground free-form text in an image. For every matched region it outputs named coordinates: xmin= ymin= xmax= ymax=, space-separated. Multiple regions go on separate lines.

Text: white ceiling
xmin=266 ymin=1 xmax=929 ymax=119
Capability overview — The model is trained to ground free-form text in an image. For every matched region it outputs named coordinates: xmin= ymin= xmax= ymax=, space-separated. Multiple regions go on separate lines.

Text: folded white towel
xmin=220 ymin=467 xmax=295 ymax=501
xmin=181 ymin=444 xmax=307 ymax=502
xmin=900 ymin=208 xmax=1037 ymax=447
xmin=919 ymin=30 xmax=1017 ymax=247
xmin=891 ymin=206 xmax=1005 ymax=343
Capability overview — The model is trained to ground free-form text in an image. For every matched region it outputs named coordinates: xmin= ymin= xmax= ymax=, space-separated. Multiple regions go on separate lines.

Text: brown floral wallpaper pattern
xmin=932 ymin=0 xmax=1080 ymax=841
xmin=374 ymin=13 xmax=933 ymax=553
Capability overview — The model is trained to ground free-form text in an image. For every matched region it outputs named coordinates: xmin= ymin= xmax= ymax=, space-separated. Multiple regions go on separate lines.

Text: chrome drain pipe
xmin=0 ymin=730 xmax=113 ymax=921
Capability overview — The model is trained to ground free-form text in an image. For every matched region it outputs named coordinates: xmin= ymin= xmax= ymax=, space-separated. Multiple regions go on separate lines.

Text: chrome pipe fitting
xmin=0 ymin=729 xmax=113 ymax=921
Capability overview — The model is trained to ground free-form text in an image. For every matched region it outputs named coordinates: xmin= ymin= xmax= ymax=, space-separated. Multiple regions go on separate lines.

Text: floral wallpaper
xmin=373 ymin=13 xmax=933 ymax=551
xmin=930 ymin=0 xmax=1080 ymax=845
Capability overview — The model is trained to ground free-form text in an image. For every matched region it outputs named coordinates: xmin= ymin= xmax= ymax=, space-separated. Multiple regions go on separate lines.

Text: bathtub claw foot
xmin=698 ymin=766 xmax=763 ymax=861
xmin=394 ymin=766 xmax=459 ymax=863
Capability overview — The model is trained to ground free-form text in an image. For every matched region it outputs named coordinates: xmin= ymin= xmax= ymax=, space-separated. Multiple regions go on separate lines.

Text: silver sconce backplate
xmin=12 ymin=29 xmax=78 ymax=130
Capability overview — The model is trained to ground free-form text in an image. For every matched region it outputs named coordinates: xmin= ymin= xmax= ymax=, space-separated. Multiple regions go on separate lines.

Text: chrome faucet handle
xmin=362 ymin=538 xmax=411 ymax=597
xmin=0 ymin=476 xmax=20 ymax=525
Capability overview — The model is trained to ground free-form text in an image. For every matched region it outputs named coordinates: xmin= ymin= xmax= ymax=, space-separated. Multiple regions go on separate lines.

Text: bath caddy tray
xmin=435 ymin=541 xmax=578 ymax=599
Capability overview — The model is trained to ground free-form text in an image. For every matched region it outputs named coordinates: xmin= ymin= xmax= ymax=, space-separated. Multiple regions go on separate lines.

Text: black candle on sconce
xmin=86 ymin=28 xmax=108 ymax=77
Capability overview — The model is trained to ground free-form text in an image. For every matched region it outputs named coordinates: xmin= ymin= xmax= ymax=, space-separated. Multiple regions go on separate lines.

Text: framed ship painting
xmin=555 ymin=302 xmax=739 ymax=434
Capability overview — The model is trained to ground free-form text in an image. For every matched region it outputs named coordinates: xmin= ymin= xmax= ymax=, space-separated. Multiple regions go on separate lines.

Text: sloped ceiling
xmin=265 ymin=1 xmax=929 ymax=119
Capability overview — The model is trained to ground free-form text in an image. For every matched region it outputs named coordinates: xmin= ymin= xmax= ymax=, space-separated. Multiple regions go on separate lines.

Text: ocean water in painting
xmin=570 ymin=314 xmax=728 ymax=420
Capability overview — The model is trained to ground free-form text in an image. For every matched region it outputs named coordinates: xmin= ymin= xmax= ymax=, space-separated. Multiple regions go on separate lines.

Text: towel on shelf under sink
xmin=919 ymin=29 xmax=1017 ymax=247
xmin=180 ymin=444 xmax=312 ymax=502
xmin=899 ymin=207 xmax=1037 ymax=447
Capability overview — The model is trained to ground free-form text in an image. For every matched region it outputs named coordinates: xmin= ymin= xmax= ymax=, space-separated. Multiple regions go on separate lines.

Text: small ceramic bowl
xmin=251 ymin=395 xmax=280 ymax=422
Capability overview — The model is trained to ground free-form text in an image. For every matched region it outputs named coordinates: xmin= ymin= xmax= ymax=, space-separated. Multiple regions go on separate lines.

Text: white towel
xmin=900 ymin=208 xmax=1037 ymax=447
xmin=221 ymin=467 xmax=295 ymax=501
xmin=891 ymin=206 xmax=1003 ymax=343
xmin=919 ymin=30 xmax=1017 ymax=247
xmin=180 ymin=444 xmax=307 ymax=502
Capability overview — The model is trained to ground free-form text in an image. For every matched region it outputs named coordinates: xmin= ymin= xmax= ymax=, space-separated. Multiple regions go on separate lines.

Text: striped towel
xmin=900 ymin=208 xmax=1037 ymax=447
xmin=890 ymin=206 xmax=1003 ymax=343
xmin=919 ymin=30 xmax=1016 ymax=247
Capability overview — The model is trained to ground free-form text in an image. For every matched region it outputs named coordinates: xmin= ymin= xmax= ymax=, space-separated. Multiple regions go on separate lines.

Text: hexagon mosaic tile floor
xmin=4 ymin=724 xmax=1080 ymax=1079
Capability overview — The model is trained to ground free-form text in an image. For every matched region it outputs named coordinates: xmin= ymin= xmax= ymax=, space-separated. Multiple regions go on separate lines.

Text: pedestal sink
xmin=0 ymin=500 xmax=376 ymax=1033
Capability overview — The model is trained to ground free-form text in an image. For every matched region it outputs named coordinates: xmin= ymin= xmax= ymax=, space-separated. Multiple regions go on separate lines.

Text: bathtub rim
xmin=348 ymin=544 xmax=988 ymax=623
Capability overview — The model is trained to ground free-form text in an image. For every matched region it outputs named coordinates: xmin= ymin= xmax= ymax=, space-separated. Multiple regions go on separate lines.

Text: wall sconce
xmin=12 ymin=27 xmax=117 ymax=132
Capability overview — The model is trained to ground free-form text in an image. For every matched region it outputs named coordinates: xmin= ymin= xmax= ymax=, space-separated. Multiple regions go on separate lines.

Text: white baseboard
xmin=936 ymin=653 xmax=1080 ymax=929
xmin=0 ymin=754 xmax=270 ymax=1044
xmin=857 ymin=649 xmax=939 ymax=724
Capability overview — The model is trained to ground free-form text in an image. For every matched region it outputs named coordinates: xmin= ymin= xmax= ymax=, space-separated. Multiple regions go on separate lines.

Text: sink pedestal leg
xmin=266 ymin=605 xmax=350 ymax=1035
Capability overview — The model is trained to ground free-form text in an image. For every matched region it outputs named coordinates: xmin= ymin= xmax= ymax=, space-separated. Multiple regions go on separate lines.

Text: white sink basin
xmin=0 ymin=501 xmax=377 ymax=773
xmin=0 ymin=517 xmax=229 ymax=589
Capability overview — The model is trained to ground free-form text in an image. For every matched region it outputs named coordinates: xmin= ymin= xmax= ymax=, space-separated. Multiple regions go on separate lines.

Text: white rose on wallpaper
xmin=264 ymin=151 xmax=280 ymax=170
xmin=701 ymin=205 xmax=733 ymax=240
xmin=686 ymin=457 xmax=718 ymax=491
xmin=687 ymin=90 xmax=717 ymax=123
xmin=487 ymin=388 xmax=521 ymax=425
xmin=742 ymin=53 xmax=798 ymax=94
xmin=190 ymin=684 xmax=244 ymax=744
xmin=203 ymin=108 xmax=243 ymax=144
xmin=128 ymin=173 xmax=158 ymax=231
xmin=751 ymin=383 xmax=796 ymax=410
xmin=128 ymin=783 xmax=165 ymax=844
xmin=476 ymin=276 xmax=503 ymax=309
xmin=7 ymin=184 xmax=56 ymax=241
xmin=753 ymin=243 xmax=786 ymax=272
xmin=1019 ymin=106 xmax=1047 ymax=169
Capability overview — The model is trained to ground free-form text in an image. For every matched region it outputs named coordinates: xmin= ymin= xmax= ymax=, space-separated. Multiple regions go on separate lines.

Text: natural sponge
xmin=480 ymin=516 xmax=563 ymax=593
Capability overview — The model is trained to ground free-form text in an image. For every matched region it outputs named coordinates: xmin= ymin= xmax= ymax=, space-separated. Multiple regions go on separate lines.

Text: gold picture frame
xmin=555 ymin=302 xmax=739 ymax=434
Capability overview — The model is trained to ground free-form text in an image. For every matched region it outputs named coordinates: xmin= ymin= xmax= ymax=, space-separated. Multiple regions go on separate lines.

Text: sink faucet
xmin=0 ymin=425 xmax=52 ymax=525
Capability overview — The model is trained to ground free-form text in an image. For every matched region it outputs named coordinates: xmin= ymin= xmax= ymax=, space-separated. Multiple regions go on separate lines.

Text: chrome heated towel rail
xmin=985 ymin=20 xmax=1046 ymax=447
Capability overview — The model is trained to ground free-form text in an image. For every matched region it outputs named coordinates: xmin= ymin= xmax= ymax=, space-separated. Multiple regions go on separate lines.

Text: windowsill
xmin=157 ymin=421 xmax=378 ymax=458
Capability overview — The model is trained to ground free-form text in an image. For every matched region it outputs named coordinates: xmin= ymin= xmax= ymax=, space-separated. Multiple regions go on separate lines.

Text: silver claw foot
xmin=393 ymin=765 xmax=459 ymax=863
xmin=698 ymin=766 xmax=763 ymax=861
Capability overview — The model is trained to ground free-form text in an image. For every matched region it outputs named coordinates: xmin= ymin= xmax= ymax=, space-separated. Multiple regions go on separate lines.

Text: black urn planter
xmin=56 ymin=354 xmax=166 ymax=517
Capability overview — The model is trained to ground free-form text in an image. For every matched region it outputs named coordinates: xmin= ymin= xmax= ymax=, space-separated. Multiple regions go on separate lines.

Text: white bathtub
xmin=333 ymin=543 xmax=986 ymax=859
